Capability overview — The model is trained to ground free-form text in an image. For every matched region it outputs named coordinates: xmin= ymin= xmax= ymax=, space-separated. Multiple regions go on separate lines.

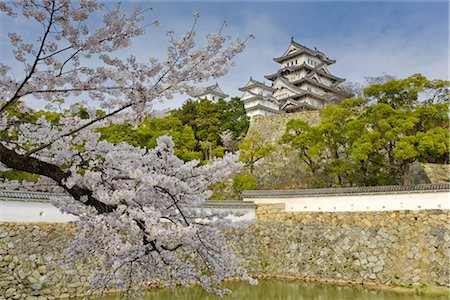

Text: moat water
xmin=103 ymin=279 xmax=448 ymax=299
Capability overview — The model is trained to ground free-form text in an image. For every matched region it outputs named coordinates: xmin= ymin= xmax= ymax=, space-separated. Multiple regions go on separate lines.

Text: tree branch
xmin=0 ymin=0 xmax=56 ymax=115
xmin=0 ymin=142 xmax=115 ymax=214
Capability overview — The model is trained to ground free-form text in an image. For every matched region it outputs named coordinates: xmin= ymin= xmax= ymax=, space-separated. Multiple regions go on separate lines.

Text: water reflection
xmin=104 ymin=279 xmax=448 ymax=300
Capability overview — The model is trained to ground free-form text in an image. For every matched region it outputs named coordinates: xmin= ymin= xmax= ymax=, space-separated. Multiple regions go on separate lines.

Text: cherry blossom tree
xmin=0 ymin=0 xmax=255 ymax=296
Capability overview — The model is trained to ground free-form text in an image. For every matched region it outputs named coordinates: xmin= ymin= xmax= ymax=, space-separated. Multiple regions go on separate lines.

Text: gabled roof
xmin=265 ymin=63 xmax=344 ymax=82
xmin=306 ymin=63 xmax=345 ymax=83
xmin=190 ymin=83 xmax=228 ymax=98
xmin=241 ymin=90 xmax=279 ymax=104
xmin=279 ymin=98 xmax=321 ymax=112
xmin=273 ymin=38 xmax=336 ymax=65
xmin=290 ymin=77 xmax=347 ymax=97
xmin=245 ymin=104 xmax=282 ymax=114
xmin=239 ymin=77 xmax=276 ymax=92
xmin=277 ymin=88 xmax=332 ymax=104
xmin=273 ymin=76 xmax=307 ymax=95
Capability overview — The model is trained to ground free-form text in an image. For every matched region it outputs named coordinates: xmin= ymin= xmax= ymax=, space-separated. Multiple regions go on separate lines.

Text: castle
xmin=189 ymin=83 xmax=229 ymax=102
xmin=190 ymin=38 xmax=350 ymax=118
xmin=240 ymin=38 xmax=350 ymax=118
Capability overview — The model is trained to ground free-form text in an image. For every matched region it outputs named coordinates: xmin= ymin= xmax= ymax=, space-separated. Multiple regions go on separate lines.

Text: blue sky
xmin=1 ymin=0 xmax=448 ymax=110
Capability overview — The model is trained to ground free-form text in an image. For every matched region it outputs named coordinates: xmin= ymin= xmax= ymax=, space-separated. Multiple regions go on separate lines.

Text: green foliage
xmin=363 ymin=73 xmax=449 ymax=108
xmin=232 ymin=174 xmax=257 ymax=195
xmin=171 ymin=97 xmax=249 ymax=160
xmin=239 ymin=133 xmax=275 ymax=174
xmin=0 ymin=169 xmax=39 ymax=182
xmin=217 ymin=97 xmax=250 ymax=139
xmin=208 ymin=181 xmax=228 ymax=200
xmin=99 ymin=116 xmax=202 ymax=161
xmin=282 ymin=74 xmax=449 ymax=187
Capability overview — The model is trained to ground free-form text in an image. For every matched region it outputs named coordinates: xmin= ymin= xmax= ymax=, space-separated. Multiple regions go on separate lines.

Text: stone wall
xmin=0 ymin=223 xmax=92 ymax=299
xmin=230 ymin=204 xmax=450 ymax=287
xmin=247 ymin=111 xmax=321 ymax=190
xmin=1 ymin=207 xmax=449 ymax=299
xmin=247 ymin=111 xmax=321 ymax=144
xmin=422 ymin=164 xmax=450 ymax=184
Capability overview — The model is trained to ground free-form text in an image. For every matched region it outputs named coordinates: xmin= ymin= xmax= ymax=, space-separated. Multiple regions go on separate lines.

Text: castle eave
xmin=190 ymin=90 xmax=228 ymax=98
xmin=245 ymin=104 xmax=281 ymax=114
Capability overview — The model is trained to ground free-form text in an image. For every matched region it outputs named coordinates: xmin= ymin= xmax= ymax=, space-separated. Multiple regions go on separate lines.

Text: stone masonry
xmin=0 ymin=223 xmax=92 ymax=299
xmin=1 ymin=207 xmax=449 ymax=298
xmin=229 ymin=204 xmax=450 ymax=287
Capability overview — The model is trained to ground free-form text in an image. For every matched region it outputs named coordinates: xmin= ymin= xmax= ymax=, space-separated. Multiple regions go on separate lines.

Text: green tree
xmin=364 ymin=73 xmax=449 ymax=108
xmin=239 ymin=133 xmax=275 ymax=174
xmin=171 ymin=97 xmax=249 ymax=159
xmin=282 ymin=74 xmax=449 ymax=187
xmin=99 ymin=116 xmax=202 ymax=161
xmin=232 ymin=174 xmax=257 ymax=196
xmin=171 ymin=99 xmax=222 ymax=159
xmin=217 ymin=97 xmax=250 ymax=139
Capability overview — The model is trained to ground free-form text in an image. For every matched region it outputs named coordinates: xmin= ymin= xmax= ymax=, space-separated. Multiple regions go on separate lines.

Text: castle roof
xmin=242 ymin=184 xmax=450 ymax=199
xmin=245 ymin=104 xmax=283 ymax=114
xmin=190 ymin=83 xmax=228 ymax=99
xmin=273 ymin=38 xmax=336 ymax=65
xmin=241 ymin=90 xmax=279 ymax=104
xmin=290 ymin=77 xmax=347 ymax=97
xmin=280 ymin=99 xmax=320 ymax=112
xmin=273 ymin=76 xmax=307 ymax=95
xmin=265 ymin=63 xmax=345 ymax=82
xmin=277 ymin=90 xmax=330 ymax=104
xmin=239 ymin=77 xmax=276 ymax=92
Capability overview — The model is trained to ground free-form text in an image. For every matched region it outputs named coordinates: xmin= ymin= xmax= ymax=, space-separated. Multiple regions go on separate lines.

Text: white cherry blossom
xmin=0 ymin=0 xmax=256 ymax=296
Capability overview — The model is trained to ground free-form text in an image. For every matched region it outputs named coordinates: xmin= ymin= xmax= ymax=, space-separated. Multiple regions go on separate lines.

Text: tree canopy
xmin=98 ymin=116 xmax=202 ymax=161
xmin=171 ymin=97 xmax=249 ymax=160
xmin=282 ymin=74 xmax=449 ymax=187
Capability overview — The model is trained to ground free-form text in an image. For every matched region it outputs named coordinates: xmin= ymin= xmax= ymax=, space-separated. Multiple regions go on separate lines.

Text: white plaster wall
xmin=244 ymin=191 xmax=450 ymax=212
xmin=241 ymin=91 xmax=253 ymax=100
xmin=247 ymin=109 xmax=277 ymax=119
xmin=296 ymin=96 xmax=322 ymax=108
xmin=0 ymin=201 xmax=76 ymax=222
xmin=0 ymin=200 xmax=256 ymax=223
xmin=301 ymin=83 xmax=324 ymax=95
xmin=273 ymin=88 xmax=296 ymax=100
xmin=244 ymin=100 xmax=258 ymax=109
xmin=262 ymin=90 xmax=272 ymax=97
xmin=245 ymin=99 xmax=278 ymax=111
xmin=253 ymin=87 xmax=262 ymax=95
xmin=320 ymin=76 xmax=332 ymax=86
xmin=286 ymin=73 xmax=297 ymax=82
xmin=196 ymin=93 xmax=218 ymax=102
xmin=282 ymin=54 xmax=308 ymax=68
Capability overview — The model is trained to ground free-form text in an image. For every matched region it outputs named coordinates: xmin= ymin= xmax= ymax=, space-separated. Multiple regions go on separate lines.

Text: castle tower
xmin=238 ymin=77 xmax=280 ymax=118
xmin=240 ymin=38 xmax=350 ymax=118
xmin=189 ymin=83 xmax=228 ymax=102
xmin=265 ymin=38 xmax=349 ymax=112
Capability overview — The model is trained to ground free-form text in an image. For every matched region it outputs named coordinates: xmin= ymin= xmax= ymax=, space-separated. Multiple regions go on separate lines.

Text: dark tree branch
xmin=0 ymin=1 xmax=56 ymax=115
xmin=0 ymin=142 xmax=115 ymax=214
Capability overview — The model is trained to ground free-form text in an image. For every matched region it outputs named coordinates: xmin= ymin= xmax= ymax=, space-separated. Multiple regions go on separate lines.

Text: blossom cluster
xmin=0 ymin=0 xmax=255 ymax=295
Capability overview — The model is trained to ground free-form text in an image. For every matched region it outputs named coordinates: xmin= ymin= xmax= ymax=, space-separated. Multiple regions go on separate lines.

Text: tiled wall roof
xmin=242 ymin=184 xmax=450 ymax=198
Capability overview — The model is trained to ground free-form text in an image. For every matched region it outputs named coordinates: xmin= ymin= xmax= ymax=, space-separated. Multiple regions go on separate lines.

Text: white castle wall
xmin=244 ymin=190 xmax=449 ymax=212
